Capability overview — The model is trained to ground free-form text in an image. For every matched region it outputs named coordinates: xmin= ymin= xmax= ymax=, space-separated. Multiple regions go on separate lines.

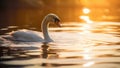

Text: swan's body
xmin=10 ymin=30 xmax=44 ymax=42
xmin=3 ymin=13 xmax=61 ymax=43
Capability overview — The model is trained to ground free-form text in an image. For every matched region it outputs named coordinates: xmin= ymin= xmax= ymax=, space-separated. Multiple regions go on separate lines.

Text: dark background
xmin=0 ymin=0 xmax=120 ymax=27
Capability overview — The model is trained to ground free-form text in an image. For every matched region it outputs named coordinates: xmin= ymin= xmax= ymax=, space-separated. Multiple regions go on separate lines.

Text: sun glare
xmin=83 ymin=8 xmax=90 ymax=14
xmin=79 ymin=8 xmax=93 ymax=33
xmin=80 ymin=8 xmax=92 ymax=24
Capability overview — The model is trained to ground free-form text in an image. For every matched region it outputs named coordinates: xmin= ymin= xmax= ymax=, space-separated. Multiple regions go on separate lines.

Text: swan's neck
xmin=41 ymin=18 xmax=53 ymax=42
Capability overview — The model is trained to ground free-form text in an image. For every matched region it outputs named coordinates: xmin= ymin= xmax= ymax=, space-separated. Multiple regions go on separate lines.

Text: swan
xmin=2 ymin=13 xmax=61 ymax=43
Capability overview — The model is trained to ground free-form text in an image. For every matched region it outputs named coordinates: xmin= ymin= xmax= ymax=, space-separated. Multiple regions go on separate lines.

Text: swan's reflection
xmin=41 ymin=43 xmax=59 ymax=66
xmin=41 ymin=43 xmax=49 ymax=66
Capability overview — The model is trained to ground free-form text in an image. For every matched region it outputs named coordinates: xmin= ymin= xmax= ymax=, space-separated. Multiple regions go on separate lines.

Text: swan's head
xmin=45 ymin=13 xmax=61 ymax=27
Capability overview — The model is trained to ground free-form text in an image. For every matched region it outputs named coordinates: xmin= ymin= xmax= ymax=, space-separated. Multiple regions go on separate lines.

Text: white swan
xmin=2 ymin=13 xmax=61 ymax=43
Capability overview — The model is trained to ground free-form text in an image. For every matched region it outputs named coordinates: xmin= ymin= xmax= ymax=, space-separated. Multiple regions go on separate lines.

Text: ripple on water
xmin=0 ymin=22 xmax=120 ymax=68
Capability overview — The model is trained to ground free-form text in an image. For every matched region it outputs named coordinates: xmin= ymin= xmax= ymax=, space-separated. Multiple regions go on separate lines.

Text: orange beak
xmin=55 ymin=22 xmax=61 ymax=27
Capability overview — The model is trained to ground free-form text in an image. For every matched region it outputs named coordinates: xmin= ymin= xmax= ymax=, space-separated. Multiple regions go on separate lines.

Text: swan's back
xmin=10 ymin=30 xmax=44 ymax=42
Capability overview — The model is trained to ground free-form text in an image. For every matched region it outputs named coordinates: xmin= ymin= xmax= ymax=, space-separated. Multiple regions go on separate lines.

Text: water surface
xmin=0 ymin=22 xmax=120 ymax=68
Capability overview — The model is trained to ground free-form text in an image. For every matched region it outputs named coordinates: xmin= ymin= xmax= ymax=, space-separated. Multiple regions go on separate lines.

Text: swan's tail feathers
xmin=1 ymin=35 xmax=14 ymax=41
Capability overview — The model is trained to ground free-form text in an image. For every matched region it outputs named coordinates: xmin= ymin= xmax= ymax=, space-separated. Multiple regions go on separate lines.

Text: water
xmin=0 ymin=22 xmax=120 ymax=68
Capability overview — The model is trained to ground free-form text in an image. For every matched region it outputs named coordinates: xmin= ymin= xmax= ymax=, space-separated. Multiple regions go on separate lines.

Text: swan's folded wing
xmin=4 ymin=30 xmax=44 ymax=42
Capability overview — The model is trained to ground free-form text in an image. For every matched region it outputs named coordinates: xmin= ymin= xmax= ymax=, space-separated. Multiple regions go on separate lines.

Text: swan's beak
xmin=56 ymin=22 xmax=61 ymax=27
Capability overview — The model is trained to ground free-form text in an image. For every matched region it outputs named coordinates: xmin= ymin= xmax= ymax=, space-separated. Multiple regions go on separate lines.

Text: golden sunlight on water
xmin=83 ymin=48 xmax=92 ymax=60
xmin=80 ymin=23 xmax=92 ymax=33
xmin=83 ymin=61 xmax=95 ymax=67
xmin=0 ymin=19 xmax=120 ymax=68
xmin=80 ymin=8 xmax=92 ymax=23
xmin=80 ymin=8 xmax=93 ymax=33
xmin=80 ymin=16 xmax=93 ymax=24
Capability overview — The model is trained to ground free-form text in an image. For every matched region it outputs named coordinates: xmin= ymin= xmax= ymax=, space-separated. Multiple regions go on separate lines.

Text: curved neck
xmin=41 ymin=18 xmax=53 ymax=42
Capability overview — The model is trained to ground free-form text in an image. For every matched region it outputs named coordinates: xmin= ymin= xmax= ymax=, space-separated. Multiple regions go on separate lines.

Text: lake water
xmin=0 ymin=22 xmax=120 ymax=68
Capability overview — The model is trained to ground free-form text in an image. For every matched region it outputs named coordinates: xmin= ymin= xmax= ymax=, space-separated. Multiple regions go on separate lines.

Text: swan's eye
xmin=54 ymin=18 xmax=60 ymax=23
xmin=54 ymin=18 xmax=61 ymax=27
